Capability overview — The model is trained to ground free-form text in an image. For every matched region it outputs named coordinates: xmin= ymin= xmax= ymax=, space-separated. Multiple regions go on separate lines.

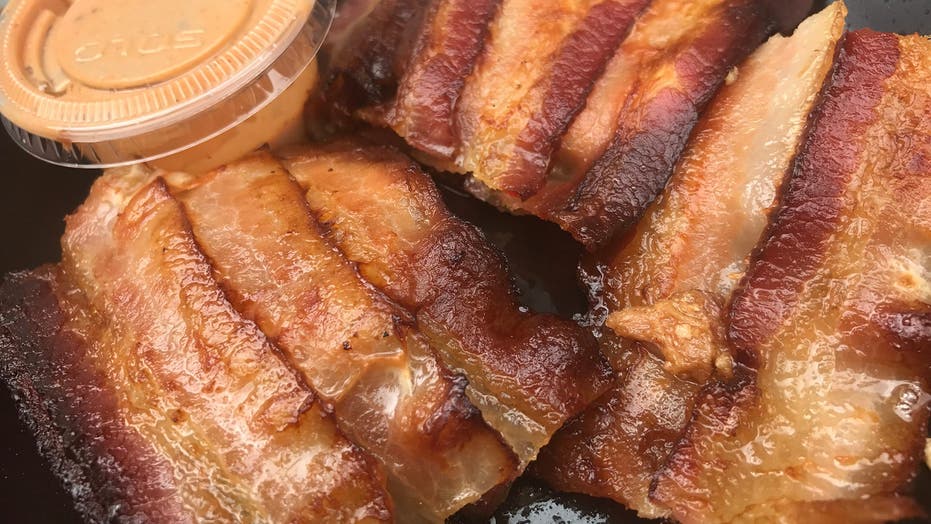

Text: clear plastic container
xmin=0 ymin=0 xmax=335 ymax=170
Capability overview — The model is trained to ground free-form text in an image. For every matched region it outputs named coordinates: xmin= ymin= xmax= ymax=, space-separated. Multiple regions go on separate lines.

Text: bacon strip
xmin=454 ymin=0 xmax=649 ymax=197
xmin=47 ymin=173 xmax=393 ymax=522
xmin=653 ymin=29 xmax=931 ymax=523
xmin=478 ymin=0 xmax=758 ymax=216
xmin=1 ymin=269 xmax=191 ymax=522
xmin=374 ymin=0 xmax=502 ymax=158
xmin=532 ymin=4 xmax=845 ymax=517
xmin=468 ymin=0 xmax=812 ymax=248
xmin=166 ymin=154 xmax=517 ymax=520
xmin=324 ymin=0 xmax=814 ymax=247
xmin=325 ymin=0 xmax=433 ymax=115
xmin=277 ymin=142 xmax=614 ymax=465
xmin=546 ymin=0 xmax=787 ymax=248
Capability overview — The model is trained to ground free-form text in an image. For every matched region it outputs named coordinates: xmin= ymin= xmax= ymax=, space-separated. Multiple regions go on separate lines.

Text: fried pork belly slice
xmin=362 ymin=0 xmax=502 ymax=158
xmin=532 ymin=4 xmax=844 ymax=517
xmin=276 ymin=142 xmax=613 ymax=465
xmin=51 ymin=175 xmax=392 ymax=522
xmin=452 ymin=0 xmax=650 ymax=197
xmin=472 ymin=0 xmax=813 ymax=249
xmin=165 ymin=154 xmax=517 ymax=522
xmin=531 ymin=343 xmax=703 ymax=519
xmin=324 ymin=0 xmax=432 ymax=116
xmin=652 ymin=30 xmax=931 ymax=523
xmin=1 ymin=268 xmax=192 ymax=522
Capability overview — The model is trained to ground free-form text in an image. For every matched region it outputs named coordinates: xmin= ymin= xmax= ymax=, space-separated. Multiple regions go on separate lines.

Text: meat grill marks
xmin=532 ymin=4 xmax=845 ymax=518
xmin=277 ymin=142 xmax=614 ymax=465
xmin=166 ymin=154 xmax=517 ymax=521
xmin=325 ymin=0 xmax=814 ymax=249
xmin=26 ymin=171 xmax=394 ymax=522
xmin=653 ymin=30 xmax=931 ymax=523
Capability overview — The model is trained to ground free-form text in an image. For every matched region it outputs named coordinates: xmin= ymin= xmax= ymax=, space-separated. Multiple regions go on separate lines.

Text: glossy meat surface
xmin=544 ymin=0 xmax=785 ymax=248
xmin=454 ymin=0 xmax=648 ymax=197
xmin=1 ymin=268 xmax=191 ymax=522
xmin=533 ymin=5 xmax=845 ymax=518
xmin=491 ymin=0 xmax=761 ymax=218
xmin=325 ymin=0 xmax=813 ymax=249
xmin=373 ymin=0 xmax=501 ymax=158
xmin=41 ymin=172 xmax=394 ymax=522
xmin=167 ymin=154 xmax=517 ymax=521
xmin=278 ymin=142 xmax=613 ymax=465
xmin=653 ymin=30 xmax=931 ymax=523
xmin=600 ymin=0 xmax=844 ymax=373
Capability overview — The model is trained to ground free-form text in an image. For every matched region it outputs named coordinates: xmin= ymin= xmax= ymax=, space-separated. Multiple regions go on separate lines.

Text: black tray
xmin=2 ymin=1 xmax=930 ymax=522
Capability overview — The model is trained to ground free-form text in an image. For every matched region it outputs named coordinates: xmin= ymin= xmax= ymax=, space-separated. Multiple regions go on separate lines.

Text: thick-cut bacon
xmin=545 ymin=0 xmax=793 ymax=248
xmin=1 ymin=269 xmax=193 ymax=522
xmin=38 ymin=173 xmax=393 ymax=522
xmin=277 ymin=142 xmax=614 ymax=465
xmin=325 ymin=0 xmax=432 ymax=115
xmin=371 ymin=0 xmax=501 ymax=158
xmin=477 ymin=0 xmax=768 ymax=217
xmin=652 ymin=29 xmax=931 ymax=523
xmin=166 ymin=154 xmax=517 ymax=521
xmin=454 ymin=0 xmax=649 ymax=197
xmin=325 ymin=0 xmax=813 ymax=248
xmin=533 ymin=4 xmax=845 ymax=518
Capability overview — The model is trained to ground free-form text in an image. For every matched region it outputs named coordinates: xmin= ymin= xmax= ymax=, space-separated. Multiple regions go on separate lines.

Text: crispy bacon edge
xmin=550 ymin=0 xmax=802 ymax=250
xmin=0 ymin=268 xmax=187 ymax=522
xmin=278 ymin=141 xmax=615 ymax=463
xmin=651 ymin=29 xmax=930 ymax=522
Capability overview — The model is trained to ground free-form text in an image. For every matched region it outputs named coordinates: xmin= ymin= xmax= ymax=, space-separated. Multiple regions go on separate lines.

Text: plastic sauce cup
xmin=0 ymin=0 xmax=334 ymax=171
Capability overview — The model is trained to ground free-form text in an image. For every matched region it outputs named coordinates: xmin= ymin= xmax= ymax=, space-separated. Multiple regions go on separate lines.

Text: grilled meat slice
xmin=482 ymin=0 xmax=807 ymax=244
xmin=453 ymin=0 xmax=648 ymax=197
xmin=166 ymin=154 xmax=517 ymax=521
xmin=652 ymin=29 xmax=931 ymax=523
xmin=324 ymin=0 xmax=813 ymax=248
xmin=533 ymin=0 xmax=803 ymax=248
xmin=531 ymin=4 xmax=845 ymax=518
xmin=277 ymin=141 xmax=613 ymax=465
xmin=12 ymin=172 xmax=394 ymax=523
xmin=364 ymin=0 xmax=502 ymax=159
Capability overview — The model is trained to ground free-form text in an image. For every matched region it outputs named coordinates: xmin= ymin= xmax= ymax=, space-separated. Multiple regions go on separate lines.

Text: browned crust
xmin=0 ymin=268 xmax=188 ymax=522
xmin=168 ymin=153 xmax=518 ymax=518
xmin=726 ymin=30 xmax=901 ymax=365
xmin=325 ymin=0 xmax=433 ymax=114
xmin=278 ymin=141 xmax=614 ymax=461
xmin=383 ymin=0 xmax=502 ymax=158
xmin=497 ymin=0 xmax=651 ymax=197
xmin=647 ymin=366 xmax=758 ymax=516
xmin=550 ymin=0 xmax=779 ymax=249
xmin=532 ymin=340 xmax=701 ymax=518
xmin=651 ymin=30 xmax=931 ymax=523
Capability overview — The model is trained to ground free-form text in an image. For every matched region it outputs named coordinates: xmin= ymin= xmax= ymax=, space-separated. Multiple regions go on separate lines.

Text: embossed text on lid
xmin=0 ymin=0 xmax=334 ymax=168
xmin=54 ymin=0 xmax=253 ymax=90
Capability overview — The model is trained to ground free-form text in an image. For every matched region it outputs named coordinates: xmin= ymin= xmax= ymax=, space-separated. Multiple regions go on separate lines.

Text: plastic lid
xmin=0 ymin=0 xmax=334 ymax=168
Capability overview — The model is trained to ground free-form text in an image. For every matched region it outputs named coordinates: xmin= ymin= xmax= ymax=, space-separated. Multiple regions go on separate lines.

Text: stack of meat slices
xmin=323 ymin=0 xmax=816 ymax=249
xmin=535 ymin=3 xmax=931 ymax=522
xmin=3 ymin=0 xmax=931 ymax=522
xmin=0 ymin=147 xmax=611 ymax=521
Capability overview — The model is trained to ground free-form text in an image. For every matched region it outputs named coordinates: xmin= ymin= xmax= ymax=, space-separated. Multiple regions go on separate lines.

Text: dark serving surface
xmin=1 ymin=1 xmax=929 ymax=522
